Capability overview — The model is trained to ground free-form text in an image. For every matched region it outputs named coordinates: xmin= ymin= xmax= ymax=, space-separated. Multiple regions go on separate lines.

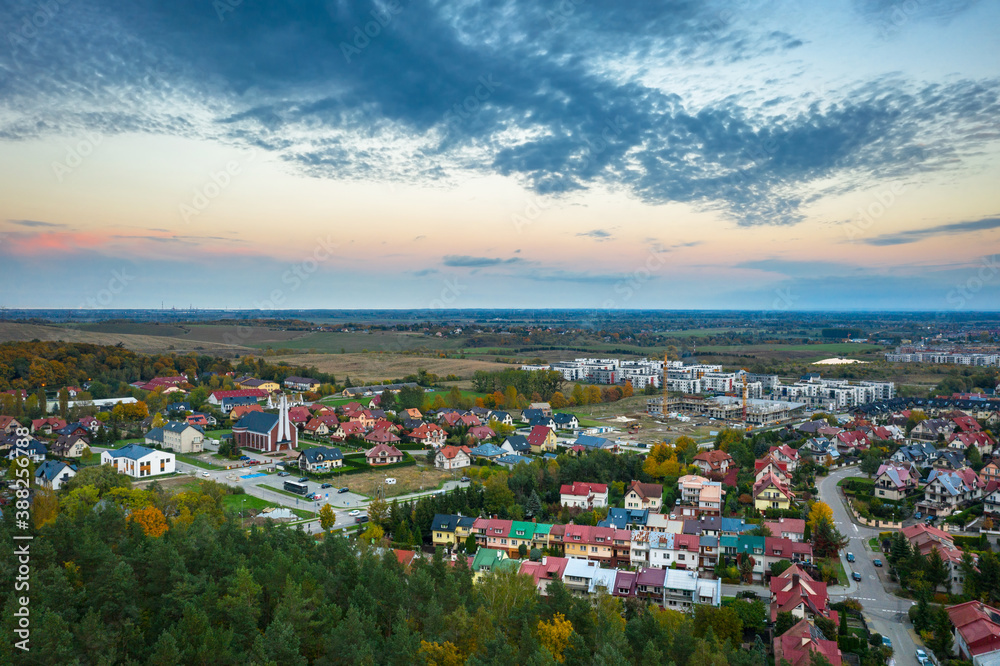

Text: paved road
xmin=819 ymin=466 xmax=921 ymax=666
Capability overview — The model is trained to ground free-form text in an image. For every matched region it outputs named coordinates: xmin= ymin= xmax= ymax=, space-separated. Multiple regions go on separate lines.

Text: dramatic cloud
xmin=1 ymin=0 xmax=997 ymax=226
xmin=861 ymin=216 xmax=1000 ymax=246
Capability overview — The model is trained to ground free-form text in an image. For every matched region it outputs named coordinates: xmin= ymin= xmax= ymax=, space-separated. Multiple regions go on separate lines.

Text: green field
xmin=222 ymin=493 xmax=312 ymax=520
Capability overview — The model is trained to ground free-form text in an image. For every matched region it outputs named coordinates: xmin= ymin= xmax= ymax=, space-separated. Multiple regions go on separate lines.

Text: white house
xmin=34 ymin=460 xmax=76 ymax=491
xmin=560 ymin=481 xmax=608 ymax=509
xmin=434 ymin=445 xmax=472 ymax=470
xmin=101 ymin=444 xmax=175 ymax=479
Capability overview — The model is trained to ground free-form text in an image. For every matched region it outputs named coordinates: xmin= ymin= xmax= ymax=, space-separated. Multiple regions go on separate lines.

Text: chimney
xmin=792 ymin=574 xmax=800 ymax=587
xmin=542 ymin=556 xmax=547 ymax=565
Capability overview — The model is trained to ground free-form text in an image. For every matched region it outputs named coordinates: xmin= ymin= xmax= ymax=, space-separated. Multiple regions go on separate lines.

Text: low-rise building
xmin=298 ymin=446 xmax=343 ymax=473
xmin=946 ymin=600 xmax=1000 ymax=663
xmin=624 ymin=480 xmax=663 ymax=513
xmin=435 ymin=445 xmax=472 ymax=470
xmin=34 ymin=460 xmax=76 ymax=490
xmin=101 ymin=444 xmax=175 ymax=478
xmin=560 ymin=482 xmax=609 ymax=509
xmin=874 ymin=462 xmax=917 ymax=500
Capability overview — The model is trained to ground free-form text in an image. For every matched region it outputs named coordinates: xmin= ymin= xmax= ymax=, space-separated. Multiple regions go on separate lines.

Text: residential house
xmin=31 ymin=417 xmax=66 ymax=435
xmin=365 ymin=443 xmax=403 ymax=465
xmin=487 ymin=411 xmax=513 ymax=427
xmin=467 ymin=425 xmax=496 ymax=441
xmin=553 ymin=413 xmax=579 ymax=430
xmin=934 ymin=449 xmax=969 ymax=471
xmin=495 ymin=454 xmax=532 ymax=469
xmin=754 ymin=455 xmax=791 ymax=484
xmin=298 ymin=446 xmax=343 ymax=473
xmin=284 ymin=376 xmax=320 ymax=392
xmin=983 ymin=461 xmax=1000 ymax=485
xmin=754 ymin=472 xmax=794 ymax=511
xmin=101 ymin=444 xmax=175 ymax=478
xmin=303 ymin=418 xmax=331 ymax=438
xmin=763 ymin=537 xmax=814 ymax=571
xmin=773 ymin=618 xmax=843 ymax=666
xmin=529 ymin=402 xmax=553 ymax=417
xmin=50 ymin=434 xmax=89 ymax=459
xmin=563 ymin=524 xmax=618 ymax=566
xmin=236 ymin=377 xmax=281 ymax=392
xmin=501 ymin=435 xmax=531 ymax=455
xmin=986 ymin=484 xmax=1000 ymax=517
xmin=406 ymin=422 xmax=446 ymax=447
xmin=835 ymin=430 xmax=869 ymax=454
xmin=763 ymin=518 xmax=806 ymax=542
xmin=208 ymin=389 xmax=266 ymax=408
xmin=648 ymin=532 xmax=700 ymax=570
xmin=470 ymin=548 xmax=513 ymax=582
xmin=364 ymin=429 xmax=401 ymax=446
xmin=949 ymin=431 xmax=995 ymax=458
xmin=946 ymin=601 xmax=1000 ymax=663
xmin=468 ymin=442 xmax=505 ymax=461
xmin=519 ymin=557 xmax=570 ymax=596
xmin=918 ymin=468 xmax=984 ymax=517
xmin=34 ymin=460 xmax=76 ymax=491
xmin=891 ymin=441 xmax=938 ymax=467
xmin=952 ymin=415 xmax=983 ymax=433
xmin=624 ymin=480 xmax=663 ymax=513
xmin=798 ymin=437 xmax=840 ymax=464
xmin=159 ymin=421 xmax=205 ymax=453
xmin=874 ymin=462 xmax=918 ymax=500
xmin=331 ymin=421 xmax=366 ymax=441
xmin=769 ymin=565 xmax=836 ymax=623
xmin=4 ymin=437 xmax=46 ymax=462
xmin=572 ymin=434 xmax=615 ymax=451
xmin=903 ymin=524 xmax=972 ymax=591
xmin=612 ymin=570 xmax=638 ymax=600
xmin=767 ymin=444 xmax=800 ymax=472
xmin=526 ymin=425 xmax=557 ymax=454
xmin=0 ymin=416 xmax=23 ymax=435
xmin=560 ymin=481 xmax=609 ymax=509
xmin=692 ymin=450 xmax=733 ymax=475
xmin=431 ymin=514 xmax=461 ymax=548
xmin=527 ymin=416 xmax=557 ymax=429
xmin=230 ymin=404 xmax=264 ymax=421
xmin=599 ymin=508 xmax=649 ymax=530
xmin=562 ymin=558 xmax=602 ymax=596
xmin=911 ymin=418 xmax=956 ymax=442
xmin=434 ymin=445 xmax=472 ymax=470
xmin=220 ymin=395 xmax=262 ymax=415
xmin=664 ymin=569 xmax=721 ymax=609
xmin=520 ymin=408 xmax=544 ymax=424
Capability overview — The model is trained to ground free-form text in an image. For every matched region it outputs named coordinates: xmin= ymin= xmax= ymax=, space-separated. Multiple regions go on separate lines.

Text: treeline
xmin=470 ymin=369 xmax=565 ymax=400
xmin=3 ymin=468 xmax=771 ymax=666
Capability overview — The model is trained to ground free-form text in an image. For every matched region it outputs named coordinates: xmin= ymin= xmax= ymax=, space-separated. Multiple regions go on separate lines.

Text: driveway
xmin=818 ymin=466 xmax=921 ymax=666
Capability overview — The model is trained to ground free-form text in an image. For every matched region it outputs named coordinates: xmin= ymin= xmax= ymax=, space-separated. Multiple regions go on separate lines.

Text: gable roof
xmin=560 ymin=481 xmax=608 ymax=496
xmin=301 ymin=446 xmax=343 ymax=464
xmin=233 ymin=411 xmax=279 ymax=434
xmin=627 ymin=480 xmax=663 ymax=500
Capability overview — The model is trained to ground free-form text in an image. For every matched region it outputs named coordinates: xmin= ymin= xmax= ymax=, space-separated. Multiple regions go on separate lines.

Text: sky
xmin=1 ymin=0 xmax=999 ymax=311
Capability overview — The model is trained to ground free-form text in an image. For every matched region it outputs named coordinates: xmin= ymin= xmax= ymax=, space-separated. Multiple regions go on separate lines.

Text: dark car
xmin=851 ymin=572 xmax=862 ymax=582
xmin=846 ymin=552 xmax=855 ymax=562
xmin=355 ymin=515 xmax=369 ymax=524
xmin=460 ymin=476 xmax=470 ymax=482
xmin=338 ymin=487 xmax=349 ymax=494
xmin=320 ymin=483 xmax=333 ymax=489
xmin=873 ymin=559 xmax=883 ymax=567
xmin=298 ymin=477 xmax=309 ymax=483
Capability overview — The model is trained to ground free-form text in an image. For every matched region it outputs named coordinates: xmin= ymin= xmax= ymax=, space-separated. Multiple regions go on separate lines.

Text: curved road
xmin=818 ymin=465 xmax=921 ymax=666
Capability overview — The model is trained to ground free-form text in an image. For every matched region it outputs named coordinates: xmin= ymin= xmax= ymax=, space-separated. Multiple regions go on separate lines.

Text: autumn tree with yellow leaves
xmin=129 ymin=505 xmax=169 ymax=537
xmin=537 ymin=612 xmax=574 ymax=662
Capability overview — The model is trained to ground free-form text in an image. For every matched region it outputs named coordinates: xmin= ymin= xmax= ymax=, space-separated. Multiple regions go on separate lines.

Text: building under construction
xmin=647 ymin=394 xmax=805 ymax=426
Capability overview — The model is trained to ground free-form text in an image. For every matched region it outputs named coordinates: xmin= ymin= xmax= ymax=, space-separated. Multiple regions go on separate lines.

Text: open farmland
xmin=0 ymin=322 xmax=248 ymax=355
xmin=274 ymin=352 xmax=512 ymax=382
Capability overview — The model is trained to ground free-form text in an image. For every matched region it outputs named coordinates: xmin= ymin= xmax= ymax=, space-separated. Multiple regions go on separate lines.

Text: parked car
xmin=202 ymin=472 xmax=211 ymax=477
xmin=385 ymin=478 xmax=396 ymax=485
xmin=338 ymin=487 xmax=349 ymax=494
xmin=298 ymin=477 xmax=309 ymax=483
xmin=846 ymin=552 xmax=855 ymax=562
xmin=914 ymin=512 xmax=922 ymax=519
xmin=277 ymin=471 xmax=290 ymax=477
xmin=349 ymin=509 xmax=360 ymax=516
xmin=460 ymin=476 xmax=470 ymax=482
xmin=852 ymin=572 xmax=862 ymax=582
xmin=882 ymin=636 xmax=892 ymax=649
xmin=873 ymin=559 xmax=883 ymax=567
xmin=312 ymin=494 xmax=322 ymax=501
xmin=355 ymin=515 xmax=369 ymax=524
xmin=320 ymin=483 xmax=333 ymax=489
xmin=915 ymin=648 xmax=929 ymax=664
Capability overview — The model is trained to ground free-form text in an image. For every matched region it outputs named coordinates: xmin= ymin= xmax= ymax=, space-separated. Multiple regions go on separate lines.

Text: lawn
xmin=868 ymin=538 xmax=880 ymax=551
xmin=221 ymin=493 xmax=313 ymax=520
xmin=175 ymin=453 xmax=221 ymax=470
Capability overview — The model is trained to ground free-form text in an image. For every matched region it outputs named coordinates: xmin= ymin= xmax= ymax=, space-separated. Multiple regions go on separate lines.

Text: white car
xmin=385 ymin=478 xmax=397 ymax=485
xmin=915 ymin=649 xmax=929 ymax=665
xmin=349 ymin=510 xmax=361 ymax=516
xmin=202 ymin=472 xmax=211 ymax=477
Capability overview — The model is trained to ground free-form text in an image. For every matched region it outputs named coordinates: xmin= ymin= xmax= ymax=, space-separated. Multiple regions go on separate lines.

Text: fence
xmin=845 ymin=499 xmax=903 ymax=530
